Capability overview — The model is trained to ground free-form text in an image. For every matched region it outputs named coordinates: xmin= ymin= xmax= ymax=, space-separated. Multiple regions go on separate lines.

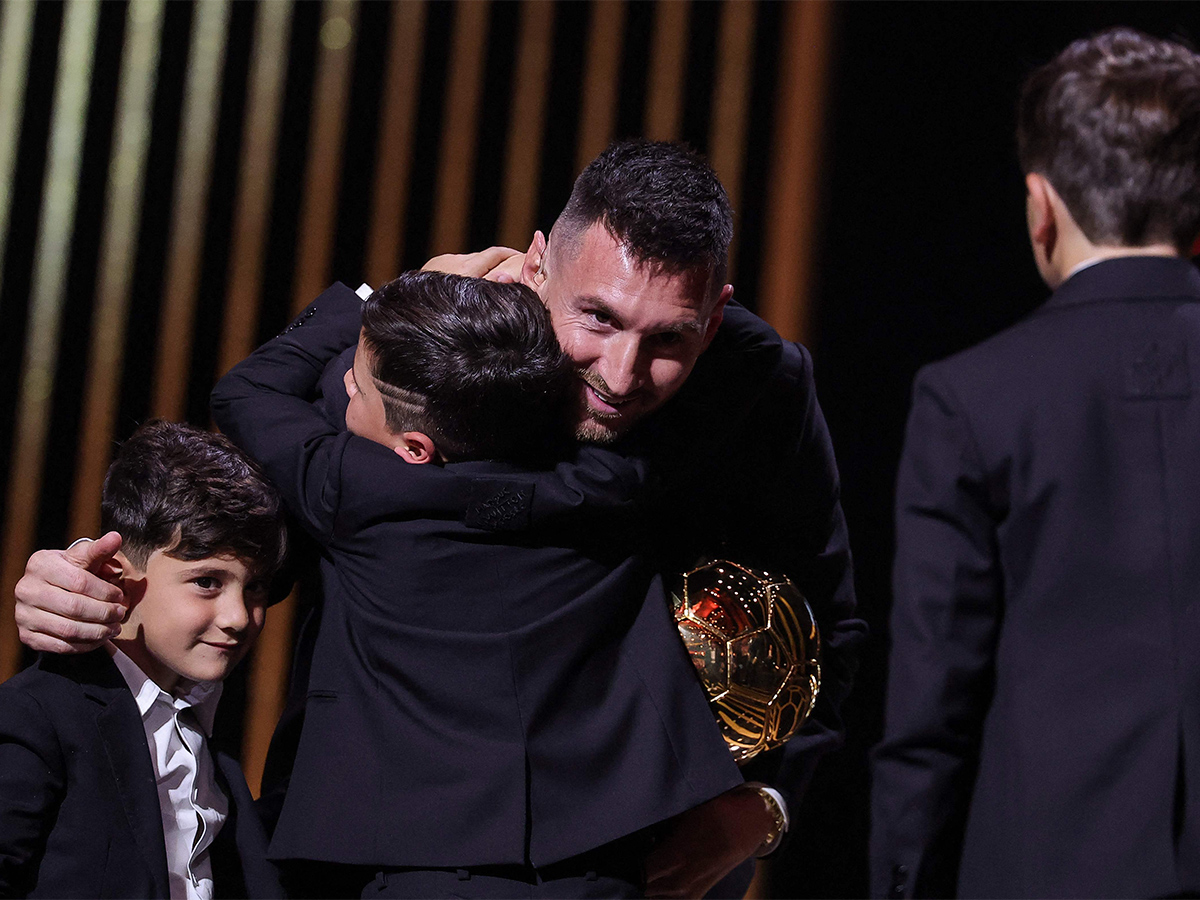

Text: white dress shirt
xmin=110 ymin=647 xmax=228 ymax=900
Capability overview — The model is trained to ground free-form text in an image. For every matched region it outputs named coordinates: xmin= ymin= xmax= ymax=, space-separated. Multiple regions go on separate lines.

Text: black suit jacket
xmin=211 ymin=285 xmax=743 ymax=868
xmin=251 ymin=289 xmax=866 ymax=870
xmin=0 ymin=649 xmax=282 ymax=898
xmin=872 ymin=256 xmax=1200 ymax=898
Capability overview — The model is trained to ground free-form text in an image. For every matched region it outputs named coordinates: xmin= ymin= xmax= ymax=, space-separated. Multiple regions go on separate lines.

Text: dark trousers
xmin=362 ymin=867 xmax=641 ymax=899
xmin=360 ymin=837 xmax=647 ymax=900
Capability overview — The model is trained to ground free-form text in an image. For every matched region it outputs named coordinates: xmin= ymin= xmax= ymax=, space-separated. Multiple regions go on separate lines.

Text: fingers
xmin=64 ymin=530 xmax=122 ymax=573
xmin=422 ymin=246 xmax=522 ymax=278
xmin=20 ymin=549 xmax=126 ymax=611
xmin=15 ymin=545 xmax=129 ymax=652
xmin=483 ymin=254 xmax=524 ymax=284
xmin=15 ymin=602 xmax=118 ymax=651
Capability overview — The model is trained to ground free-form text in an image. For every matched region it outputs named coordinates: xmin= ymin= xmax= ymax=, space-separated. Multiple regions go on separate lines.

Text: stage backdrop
xmin=4 ymin=2 xmax=1198 ymax=897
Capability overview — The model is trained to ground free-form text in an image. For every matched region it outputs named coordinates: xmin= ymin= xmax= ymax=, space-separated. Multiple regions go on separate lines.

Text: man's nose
xmin=600 ymin=337 xmax=645 ymax=396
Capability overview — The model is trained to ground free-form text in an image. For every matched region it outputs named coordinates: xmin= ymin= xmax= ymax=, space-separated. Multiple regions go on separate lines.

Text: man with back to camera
xmin=15 ymin=140 xmax=865 ymax=898
xmin=871 ymin=28 xmax=1200 ymax=899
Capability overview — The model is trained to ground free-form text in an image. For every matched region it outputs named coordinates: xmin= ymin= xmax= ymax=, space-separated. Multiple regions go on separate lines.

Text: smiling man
xmin=14 ymin=140 xmax=864 ymax=899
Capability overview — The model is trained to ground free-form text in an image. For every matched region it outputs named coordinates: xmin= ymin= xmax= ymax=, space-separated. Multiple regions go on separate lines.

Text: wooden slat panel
xmin=575 ymin=0 xmax=625 ymax=173
xmin=708 ymin=0 xmax=756 ymax=281
xmin=70 ymin=0 xmax=166 ymax=541
xmin=1 ymin=0 xmax=100 ymax=682
xmin=758 ymin=0 xmax=832 ymax=346
xmin=289 ymin=0 xmax=359 ymax=316
xmin=430 ymin=0 xmax=490 ymax=255
xmin=243 ymin=0 xmax=360 ymax=796
xmin=364 ymin=0 xmax=427 ymax=287
xmin=212 ymin=0 xmax=294 ymax=381
xmin=150 ymin=0 xmax=233 ymax=421
xmin=497 ymin=0 xmax=555 ymax=250
xmin=0 ymin=0 xmax=36 ymax=302
xmin=643 ymin=0 xmax=690 ymax=142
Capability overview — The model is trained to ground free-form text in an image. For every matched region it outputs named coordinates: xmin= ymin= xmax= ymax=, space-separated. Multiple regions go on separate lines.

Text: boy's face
xmin=113 ymin=549 xmax=270 ymax=693
xmin=344 ymin=335 xmax=399 ymax=447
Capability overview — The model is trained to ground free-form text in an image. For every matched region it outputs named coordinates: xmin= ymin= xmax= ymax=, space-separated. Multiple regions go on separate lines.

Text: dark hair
xmin=1017 ymin=27 xmax=1200 ymax=252
xmin=360 ymin=271 xmax=573 ymax=463
xmin=552 ymin=139 xmax=733 ymax=299
xmin=101 ymin=420 xmax=288 ymax=584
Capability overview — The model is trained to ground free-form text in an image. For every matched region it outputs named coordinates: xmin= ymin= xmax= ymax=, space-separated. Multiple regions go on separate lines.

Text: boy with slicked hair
xmin=873 ymin=28 xmax=1200 ymax=899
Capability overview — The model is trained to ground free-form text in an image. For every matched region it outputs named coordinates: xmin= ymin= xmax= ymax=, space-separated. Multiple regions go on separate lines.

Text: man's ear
xmin=520 ymin=230 xmax=548 ymax=290
xmin=394 ymin=431 xmax=441 ymax=465
xmin=1025 ymin=173 xmax=1058 ymax=254
xmin=700 ymin=284 xmax=733 ymax=352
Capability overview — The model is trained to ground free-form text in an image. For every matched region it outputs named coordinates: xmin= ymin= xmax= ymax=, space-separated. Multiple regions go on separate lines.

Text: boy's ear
xmin=112 ymin=551 xmax=146 ymax=617
xmin=520 ymin=230 xmax=548 ymax=291
xmin=1025 ymin=173 xmax=1058 ymax=252
xmin=394 ymin=432 xmax=441 ymax=465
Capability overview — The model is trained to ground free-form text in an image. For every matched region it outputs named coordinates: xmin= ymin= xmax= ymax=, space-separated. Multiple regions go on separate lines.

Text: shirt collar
xmin=108 ymin=645 xmax=223 ymax=737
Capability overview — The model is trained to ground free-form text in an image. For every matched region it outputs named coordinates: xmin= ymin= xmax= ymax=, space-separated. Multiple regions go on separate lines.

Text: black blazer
xmin=211 ymin=285 xmax=742 ymax=869
xmin=872 ymin=256 xmax=1200 ymax=898
xmin=0 ymin=649 xmax=282 ymax=898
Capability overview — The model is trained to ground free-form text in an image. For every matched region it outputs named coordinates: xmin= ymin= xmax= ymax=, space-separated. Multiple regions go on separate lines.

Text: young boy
xmin=873 ymin=28 xmax=1200 ymax=899
xmin=0 ymin=421 xmax=287 ymax=898
xmin=210 ymin=272 xmax=741 ymax=898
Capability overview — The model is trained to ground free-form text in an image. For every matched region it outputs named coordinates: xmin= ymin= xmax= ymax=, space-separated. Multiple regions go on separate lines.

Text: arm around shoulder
xmin=210 ymin=283 xmax=365 ymax=539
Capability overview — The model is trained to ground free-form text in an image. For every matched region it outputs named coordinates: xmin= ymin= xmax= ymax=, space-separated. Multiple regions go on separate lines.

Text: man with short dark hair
xmin=17 ymin=140 xmax=864 ymax=898
xmin=871 ymin=28 xmax=1200 ymax=899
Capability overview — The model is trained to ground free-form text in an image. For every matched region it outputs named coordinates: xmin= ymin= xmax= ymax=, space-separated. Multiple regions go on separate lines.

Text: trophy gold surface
xmin=670 ymin=560 xmax=821 ymax=762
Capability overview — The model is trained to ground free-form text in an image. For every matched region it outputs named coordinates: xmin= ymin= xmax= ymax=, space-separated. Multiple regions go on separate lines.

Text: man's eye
xmin=589 ymin=310 xmax=613 ymax=326
xmin=656 ymin=332 xmax=682 ymax=347
xmin=193 ymin=577 xmax=220 ymax=591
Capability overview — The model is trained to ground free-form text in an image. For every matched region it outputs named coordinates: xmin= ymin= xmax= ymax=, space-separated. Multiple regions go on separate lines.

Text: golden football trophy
xmin=670 ymin=560 xmax=821 ymax=762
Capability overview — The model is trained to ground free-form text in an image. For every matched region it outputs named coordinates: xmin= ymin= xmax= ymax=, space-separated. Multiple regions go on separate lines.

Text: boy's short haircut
xmin=1017 ymin=27 xmax=1200 ymax=253
xmin=101 ymin=420 xmax=288 ymax=582
xmin=360 ymin=271 xmax=573 ymax=463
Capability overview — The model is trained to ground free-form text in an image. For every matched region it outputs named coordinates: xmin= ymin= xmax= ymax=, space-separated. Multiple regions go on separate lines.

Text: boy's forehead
xmin=152 ymin=548 xmax=261 ymax=574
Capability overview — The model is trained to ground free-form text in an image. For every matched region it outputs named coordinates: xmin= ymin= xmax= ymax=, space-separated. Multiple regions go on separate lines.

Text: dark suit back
xmin=873 ymin=257 xmax=1200 ymax=898
xmin=0 ymin=650 xmax=281 ymax=898
xmin=211 ymin=285 xmax=742 ymax=870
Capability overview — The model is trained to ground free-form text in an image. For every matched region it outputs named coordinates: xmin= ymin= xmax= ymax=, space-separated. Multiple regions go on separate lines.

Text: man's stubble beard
xmin=575 ymin=418 xmax=621 ymax=445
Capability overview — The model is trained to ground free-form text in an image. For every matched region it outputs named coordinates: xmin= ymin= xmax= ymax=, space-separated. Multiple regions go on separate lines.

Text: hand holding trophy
xmin=670 ymin=560 xmax=821 ymax=762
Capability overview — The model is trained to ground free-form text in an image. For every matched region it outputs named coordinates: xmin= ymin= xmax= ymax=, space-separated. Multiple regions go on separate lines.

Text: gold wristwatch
xmin=747 ymin=783 xmax=788 ymax=857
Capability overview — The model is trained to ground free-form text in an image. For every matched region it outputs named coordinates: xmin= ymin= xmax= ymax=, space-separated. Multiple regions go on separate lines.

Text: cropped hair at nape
xmin=1017 ymin=27 xmax=1200 ymax=252
xmin=101 ymin=420 xmax=288 ymax=579
xmin=553 ymin=139 xmax=733 ymax=299
xmin=361 ymin=271 xmax=573 ymax=464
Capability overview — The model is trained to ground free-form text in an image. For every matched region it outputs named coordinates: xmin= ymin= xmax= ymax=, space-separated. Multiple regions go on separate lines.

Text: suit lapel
xmin=79 ymin=654 xmax=172 ymax=899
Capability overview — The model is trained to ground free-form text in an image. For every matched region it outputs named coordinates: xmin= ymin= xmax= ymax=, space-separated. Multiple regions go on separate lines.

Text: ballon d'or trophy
xmin=670 ymin=560 xmax=821 ymax=762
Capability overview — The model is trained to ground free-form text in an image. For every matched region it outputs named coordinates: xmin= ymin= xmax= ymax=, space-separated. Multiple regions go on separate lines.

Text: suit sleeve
xmin=869 ymin=367 xmax=1003 ymax=898
xmin=210 ymin=283 xmax=365 ymax=541
xmin=738 ymin=341 xmax=866 ymax=821
xmin=0 ymin=687 xmax=66 ymax=897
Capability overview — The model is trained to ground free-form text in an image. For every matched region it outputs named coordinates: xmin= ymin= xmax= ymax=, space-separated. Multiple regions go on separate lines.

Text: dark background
xmin=2 ymin=2 xmax=1199 ymax=896
xmin=788 ymin=3 xmax=1199 ymax=896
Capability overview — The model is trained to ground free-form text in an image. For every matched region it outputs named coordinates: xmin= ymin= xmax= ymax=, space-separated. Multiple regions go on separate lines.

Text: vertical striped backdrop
xmin=0 ymin=0 xmax=833 ymax=794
